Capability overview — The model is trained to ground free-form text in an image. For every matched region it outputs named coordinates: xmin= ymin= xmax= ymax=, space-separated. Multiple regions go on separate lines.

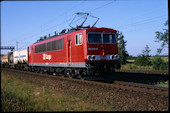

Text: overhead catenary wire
xmin=115 ymin=17 xmax=167 ymax=33
xmin=122 ymin=22 xmax=164 ymax=33
xmin=87 ymin=1 xmax=114 ymax=13
xmin=112 ymin=6 xmax=167 ymax=24
xmin=116 ymin=15 xmax=167 ymax=29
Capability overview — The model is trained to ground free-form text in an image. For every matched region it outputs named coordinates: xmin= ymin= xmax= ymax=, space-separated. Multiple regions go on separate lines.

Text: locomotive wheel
xmin=80 ymin=76 xmax=85 ymax=80
xmin=35 ymin=67 xmax=39 ymax=73
xmin=68 ymin=74 xmax=73 ymax=78
xmin=69 ymin=72 xmax=76 ymax=78
xmin=68 ymin=69 xmax=77 ymax=78
xmin=68 ymin=71 xmax=74 ymax=78
xmin=64 ymin=68 xmax=73 ymax=78
xmin=40 ymin=70 xmax=43 ymax=74
xmin=40 ymin=68 xmax=45 ymax=74
xmin=79 ymin=74 xmax=86 ymax=80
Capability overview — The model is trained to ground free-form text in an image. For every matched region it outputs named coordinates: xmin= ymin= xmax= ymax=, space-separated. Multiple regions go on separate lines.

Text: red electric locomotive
xmin=28 ymin=13 xmax=120 ymax=77
xmin=28 ymin=27 xmax=120 ymax=77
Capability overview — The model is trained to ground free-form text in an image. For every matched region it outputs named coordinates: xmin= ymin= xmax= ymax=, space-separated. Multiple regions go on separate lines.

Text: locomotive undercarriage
xmin=85 ymin=62 xmax=120 ymax=76
xmin=2 ymin=61 xmax=120 ymax=78
xmin=27 ymin=66 xmax=85 ymax=78
xmin=27 ymin=61 xmax=120 ymax=77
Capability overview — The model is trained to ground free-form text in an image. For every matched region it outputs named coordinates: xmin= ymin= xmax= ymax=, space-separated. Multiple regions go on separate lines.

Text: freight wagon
xmin=1 ymin=54 xmax=8 ymax=67
xmin=2 ymin=49 xmax=28 ymax=69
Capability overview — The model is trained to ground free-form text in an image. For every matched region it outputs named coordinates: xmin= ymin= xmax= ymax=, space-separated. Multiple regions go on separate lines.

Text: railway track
xmin=115 ymin=69 xmax=169 ymax=75
xmin=2 ymin=68 xmax=168 ymax=97
xmin=113 ymin=69 xmax=168 ymax=85
xmin=112 ymin=81 xmax=168 ymax=97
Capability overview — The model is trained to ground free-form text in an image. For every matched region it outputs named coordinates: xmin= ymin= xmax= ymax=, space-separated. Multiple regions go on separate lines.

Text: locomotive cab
xmin=84 ymin=28 xmax=121 ymax=75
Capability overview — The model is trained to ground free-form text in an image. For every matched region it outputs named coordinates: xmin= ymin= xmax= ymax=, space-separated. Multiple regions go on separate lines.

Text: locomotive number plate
xmin=101 ymin=56 xmax=106 ymax=60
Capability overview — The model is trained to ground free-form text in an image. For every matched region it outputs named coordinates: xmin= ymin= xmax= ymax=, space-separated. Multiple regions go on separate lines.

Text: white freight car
xmin=13 ymin=49 xmax=28 ymax=64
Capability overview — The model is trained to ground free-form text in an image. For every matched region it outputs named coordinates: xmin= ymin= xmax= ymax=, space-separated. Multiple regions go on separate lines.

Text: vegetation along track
xmin=1 ymin=68 xmax=169 ymax=111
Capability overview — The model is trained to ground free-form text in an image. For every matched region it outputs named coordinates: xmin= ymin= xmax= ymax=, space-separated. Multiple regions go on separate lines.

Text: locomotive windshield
xmin=88 ymin=33 xmax=102 ymax=44
xmin=88 ymin=33 xmax=117 ymax=44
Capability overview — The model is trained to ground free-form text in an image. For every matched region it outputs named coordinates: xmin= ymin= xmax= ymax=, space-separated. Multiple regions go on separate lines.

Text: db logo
xmin=43 ymin=54 xmax=52 ymax=60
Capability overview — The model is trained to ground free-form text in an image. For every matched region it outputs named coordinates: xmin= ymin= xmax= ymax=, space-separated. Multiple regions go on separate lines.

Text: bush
xmin=135 ymin=55 xmax=151 ymax=66
xmin=151 ymin=56 xmax=168 ymax=70
xmin=127 ymin=55 xmax=136 ymax=60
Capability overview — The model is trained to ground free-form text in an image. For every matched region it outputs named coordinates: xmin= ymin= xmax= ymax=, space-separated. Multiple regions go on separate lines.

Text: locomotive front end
xmin=85 ymin=28 xmax=121 ymax=75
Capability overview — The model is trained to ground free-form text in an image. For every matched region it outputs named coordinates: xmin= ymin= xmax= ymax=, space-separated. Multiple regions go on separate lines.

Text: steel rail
xmin=115 ymin=69 xmax=169 ymax=75
xmin=113 ymin=81 xmax=168 ymax=91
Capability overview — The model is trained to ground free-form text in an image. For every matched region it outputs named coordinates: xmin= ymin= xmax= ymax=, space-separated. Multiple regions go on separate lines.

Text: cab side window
xmin=75 ymin=33 xmax=83 ymax=45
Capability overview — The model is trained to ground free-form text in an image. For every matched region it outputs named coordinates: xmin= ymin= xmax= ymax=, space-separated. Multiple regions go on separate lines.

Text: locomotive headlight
xmin=114 ymin=54 xmax=119 ymax=59
xmin=87 ymin=55 xmax=100 ymax=61
xmin=110 ymin=55 xmax=114 ymax=60
xmin=92 ymin=55 xmax=96 ymax=60
xmin=109 ymin=54 xmax=119 ymax=60
xmin=87 ymin=55 xmax=92 ymax=60
xmin=87 ymin=55 xmax=97 ymax=61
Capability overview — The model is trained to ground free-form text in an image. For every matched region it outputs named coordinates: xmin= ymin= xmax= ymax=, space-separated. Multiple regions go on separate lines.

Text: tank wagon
xmin=1 ymin=49 xmax=28 ymax=69
xmin=13 ymin=49 xmax=28 ymax=70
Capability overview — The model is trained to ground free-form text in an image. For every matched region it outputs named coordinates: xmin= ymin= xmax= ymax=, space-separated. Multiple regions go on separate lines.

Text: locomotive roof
xmin=33 ymin=27 xmax=117 ymax=45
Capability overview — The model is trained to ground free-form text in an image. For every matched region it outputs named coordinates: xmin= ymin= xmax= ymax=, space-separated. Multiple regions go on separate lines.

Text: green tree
xmin=135 ymin=45 xmax=151 ymax=66
xmin=117 ymin=31 xmax=129 ymax=65
xmin=152 ymin=55 xmax=168 ymax=70
xmin=142 ymin=44 xmax=151 ymax=57
xmin=155 ymin=20 xmax=169 ymax=54
xmin=135 ymin=54 xmax=151 ymax=66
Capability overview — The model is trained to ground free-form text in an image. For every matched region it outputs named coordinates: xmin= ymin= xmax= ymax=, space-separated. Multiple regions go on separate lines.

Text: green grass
xmin=1 ymin=71 xmax=116 ymax=112
xmin=121 ymin=63 xmax=169 ymax=71
xmin=121 ymin=64 xmax=153 ymax=70
xmin=81 ymin=92 xmax=89 ymax=101
xmin=127 ymin=56 xmax=169 ymax=63
xmin=154 ymin=80 xmax=169 ymax=87
xmin=127 ymin=56 xmax=169 ymax=62
xmin=149 ymin=56 xmax=169 ymax=62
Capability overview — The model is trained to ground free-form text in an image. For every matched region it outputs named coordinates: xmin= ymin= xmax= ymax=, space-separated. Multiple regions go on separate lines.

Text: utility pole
xmin=16 ymin=41 xmax=19 ymax=50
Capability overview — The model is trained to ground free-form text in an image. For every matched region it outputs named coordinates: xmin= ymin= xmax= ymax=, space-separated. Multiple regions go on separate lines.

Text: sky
xmin=1 ymin=0 xmax=169 ymax=56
